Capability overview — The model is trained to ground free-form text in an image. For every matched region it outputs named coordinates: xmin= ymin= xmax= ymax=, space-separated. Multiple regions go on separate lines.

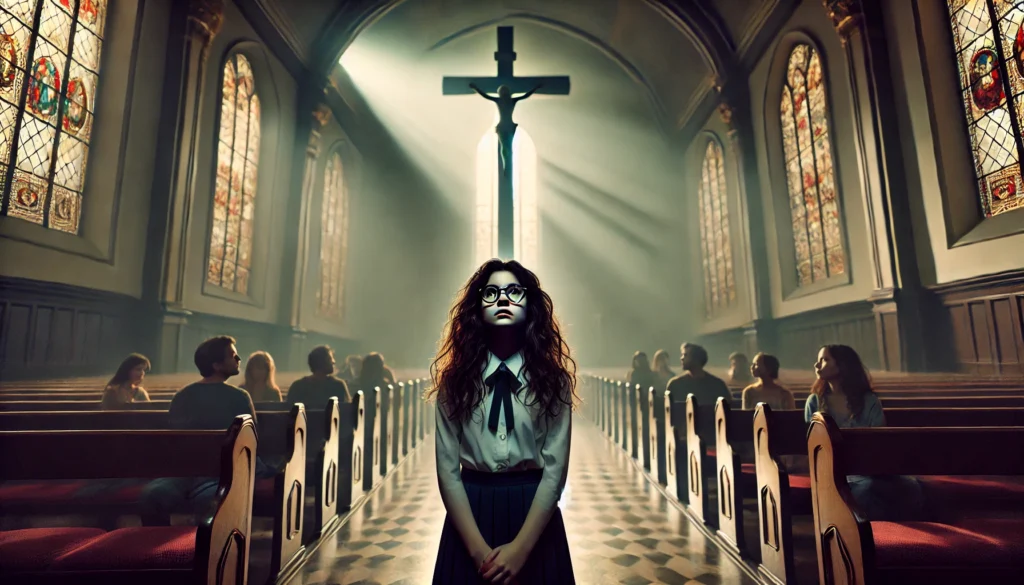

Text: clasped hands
xmin=474 ymin=540 xmax=529 ymax=585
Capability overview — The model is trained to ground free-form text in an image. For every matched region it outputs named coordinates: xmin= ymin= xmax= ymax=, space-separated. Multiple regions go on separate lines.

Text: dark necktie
xmin=485 ymin=363 xmax=521 ymax=433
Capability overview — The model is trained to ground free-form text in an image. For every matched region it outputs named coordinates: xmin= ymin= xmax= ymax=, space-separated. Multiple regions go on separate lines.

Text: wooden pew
xmin=0 ymin=401 xmax=171 ymax=412
xmin=638 ymin=385 xmax=652 ymax=471
xmin=390 ymin=383 xmax=403 ymax=466
xmin=378 ymin=385 xmax=392 ymax=477
xmin=807 ymin=414 xmax=1024 ymax=585
xmin=0 ymin=407 xmax=309 ymax=584
xmin=613 ymin=380 xmax=621 ymax=445
xmin=665 ymin=400 xmax=685 ymax=501
xmin=361 ymin=389 xmax=382 ymax=491
xmin=647 ymin=387 xmax=666 ymax=485
xmin=751 ymin=405 xmax=1024 ymax=585
xmin=400 ymin=381 xmax=411 ymax=457
xmin=684 ymin=395 xmax=718 ymax=523
xmin=0 ymin=417 xmax=257 ymax=585
xmin=628 ymin=383 xmax=640 ymax=460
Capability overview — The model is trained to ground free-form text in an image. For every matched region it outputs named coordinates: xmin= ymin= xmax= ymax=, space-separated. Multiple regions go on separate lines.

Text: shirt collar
xmin=483 ymin=351 xmax=526 ymax=384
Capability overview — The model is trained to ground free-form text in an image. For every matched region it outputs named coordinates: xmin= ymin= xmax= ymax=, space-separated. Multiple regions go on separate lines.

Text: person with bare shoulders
xmin=727 ymin=352 xmax=754 ymax=385
xmin=100 ymin=354 xmax=152 ymax=410
xmin=741 ymin=353 xmax=795 ymax=410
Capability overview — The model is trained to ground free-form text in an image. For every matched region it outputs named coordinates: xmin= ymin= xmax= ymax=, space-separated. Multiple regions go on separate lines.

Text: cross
xmin=443 ymin=26 xmax=570 ymax=260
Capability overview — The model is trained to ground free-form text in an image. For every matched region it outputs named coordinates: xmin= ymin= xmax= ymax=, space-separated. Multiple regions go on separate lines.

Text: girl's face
xmin=481 ymin=270 xmax=527 ymax=327
xmin=251 ymin=361 xmax=269 ymax=382
xmin=130 ymin=364 xmax=146 ymax=385
xmin=751 ymin=355 xmax=763 ymax=378
xmin=815 ymin=348 xmax=839 ymax=381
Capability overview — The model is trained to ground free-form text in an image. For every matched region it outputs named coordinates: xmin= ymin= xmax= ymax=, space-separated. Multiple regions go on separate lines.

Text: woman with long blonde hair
xmin=241 ymin=351 xmax=283 ymax=402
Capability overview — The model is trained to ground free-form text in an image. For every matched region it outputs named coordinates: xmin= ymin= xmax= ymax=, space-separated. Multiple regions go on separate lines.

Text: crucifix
xmin=443 ymin=26 xmax=570 ymax=260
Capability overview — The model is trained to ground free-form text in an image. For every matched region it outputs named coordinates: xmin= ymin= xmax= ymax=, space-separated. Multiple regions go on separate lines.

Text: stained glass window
xmin=0 ymin=0 xmax=107 ymax=234
xmin=780 ymin=44 xmax=846 ymax=287
xmin=475 ymin=126 xmax=538 ymax=269
xmin=697 ymin=140 xmax=735 ymax=316
xmin=945 ymin=0 xmax=1024 ymax=217
xmin=318 ymin=151 xmax=348 ymax=318
xmin=207 ymin=53 xmax=260 ymax=295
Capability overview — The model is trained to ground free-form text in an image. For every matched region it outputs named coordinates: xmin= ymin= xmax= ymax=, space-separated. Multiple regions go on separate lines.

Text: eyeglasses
xmin=481 ymin=284 xmax=527 ymax=304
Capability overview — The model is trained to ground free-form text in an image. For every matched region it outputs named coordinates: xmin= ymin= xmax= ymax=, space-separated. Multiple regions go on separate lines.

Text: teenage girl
xmin=430 ymin=260 xmax=577 ymax=584
xmin=100 ymin=353 xmax=152 ymax=410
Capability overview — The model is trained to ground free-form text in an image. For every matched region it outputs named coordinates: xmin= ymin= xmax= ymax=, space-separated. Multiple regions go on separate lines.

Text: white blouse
xmin=435 ymin=351 xmax=572 ymax=515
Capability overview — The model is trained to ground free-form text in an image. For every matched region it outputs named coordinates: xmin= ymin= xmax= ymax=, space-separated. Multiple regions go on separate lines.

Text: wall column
xmin=717 ymin=85 xmax=775 ymax=358
xmin=285 ymin=101 xmax=333 ymax=370
xmin=144 ymin=0 xmax=224 ymax=372
xmin=823 ymin=0 xmax=929 ymax=370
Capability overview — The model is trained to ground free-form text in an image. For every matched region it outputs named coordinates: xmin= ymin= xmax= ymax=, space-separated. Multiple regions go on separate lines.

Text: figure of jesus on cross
xmin=443 ymin=27 xmax=570 ymax=260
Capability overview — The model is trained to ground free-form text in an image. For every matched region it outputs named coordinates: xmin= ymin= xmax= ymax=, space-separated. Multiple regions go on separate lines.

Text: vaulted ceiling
xmin=255 ymin=0 xmax=790 ymax=131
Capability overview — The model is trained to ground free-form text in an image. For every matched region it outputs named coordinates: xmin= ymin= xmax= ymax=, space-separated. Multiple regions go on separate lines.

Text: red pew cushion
xmin=788 ymin=473 xmax=811 ymax=490
xmin=0 ymin=528 xmax=105 ymax=571
xmin=51 ymin=526 xmax=197 ymax=571
xmin=872 ymin=519 xmax=1024 ymax=568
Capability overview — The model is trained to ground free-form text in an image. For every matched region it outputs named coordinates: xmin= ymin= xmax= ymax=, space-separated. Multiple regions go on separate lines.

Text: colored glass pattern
xmin=697 ymin=140 xmax=735 ymax=316
xmin=780 ymin=44 xmax=846 ymax=286
xmin=475 ymin=126 xmax=538 ymax=269
xmin=319 ymin=151 xmax=348 ymax=318
xmin=946 ymin=0 xmax=1024 ymax=217
xmin=0 ymin=0 xmax=107 ymax=234
xmin=207 ymin=53 xmax=260 ymax=295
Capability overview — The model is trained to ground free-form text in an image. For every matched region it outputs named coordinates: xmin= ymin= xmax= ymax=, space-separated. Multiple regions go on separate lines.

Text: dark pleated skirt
xmin=432 ymin=468 xmax=575 ymax=584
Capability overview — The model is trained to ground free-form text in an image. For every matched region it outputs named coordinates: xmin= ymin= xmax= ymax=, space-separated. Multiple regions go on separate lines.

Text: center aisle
xmin=293 ymin=419 xmax=758 ymax=585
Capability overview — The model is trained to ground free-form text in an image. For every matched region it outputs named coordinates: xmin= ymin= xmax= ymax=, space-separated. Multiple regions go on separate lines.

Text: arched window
xmin=0 ymin=0 xmax=107 ymax=234
xmin=945 ymin=1 xmax=1024 ymax=217
xmin=207 ymin=53 xmax=260 ymax=295
xmin=474 ymin=126 xmax=538 ymax=269
xmin=780 ymin=44 xmax=845 ymax=286
xmin=698 ymin=139 xmax=734 ymax=316
xmin=318 ymin=151 xmax=348 ymax=318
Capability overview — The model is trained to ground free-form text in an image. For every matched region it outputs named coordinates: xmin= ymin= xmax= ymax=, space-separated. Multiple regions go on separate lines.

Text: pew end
xmin=0 ymin=416 xmax=258 ymax=585
xmin=752 ymin=404 xmax=806 ymax=585
xmin=806 ymin=414 xmax=1024 ymax=585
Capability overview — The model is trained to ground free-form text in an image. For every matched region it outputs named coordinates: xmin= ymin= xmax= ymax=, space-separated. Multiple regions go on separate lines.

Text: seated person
xmin=727 ymin=352 xmax=754 ymax=385
xmin=651 ymin=349 xmax=676 ymax=394
xmin=667 ymin=343 xmax=731 ymax=443
xmin=626 ymin=351 xmax=656 ymax=393
xmin=667 ymin=343 xmax=731 ymax=405
xmin=805 ymin=344 xmax=922 ymax=520
xmin=354 ymin=352 xmax=394 ymax=394
xmin=339 ymin=354 xmax=362 ymax=383
xmin=741 ymin=353 xmax=795 ymax=410
xmin=142 ymin=336 xmax=272 ymax=525
xmin=240 ymin=350 xmax=283 ymax=402
xmin=100 ymin=353 xmax=152 ymax=410
xmin=288 ymin=345 xmax=351 ymax=410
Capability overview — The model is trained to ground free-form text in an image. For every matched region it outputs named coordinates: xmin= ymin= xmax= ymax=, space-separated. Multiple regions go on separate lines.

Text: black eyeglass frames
xmin=480 ymin=284 xmax=527 ymax=304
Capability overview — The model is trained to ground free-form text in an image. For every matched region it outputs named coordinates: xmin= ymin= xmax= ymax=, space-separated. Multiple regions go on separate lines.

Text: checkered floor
xmin=291 ymin=418 xmax=758 ymax=585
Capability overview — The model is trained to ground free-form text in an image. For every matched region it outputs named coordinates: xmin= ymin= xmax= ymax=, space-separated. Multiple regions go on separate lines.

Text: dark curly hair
xmin=428 ymin=259 xmax=577 ymax=423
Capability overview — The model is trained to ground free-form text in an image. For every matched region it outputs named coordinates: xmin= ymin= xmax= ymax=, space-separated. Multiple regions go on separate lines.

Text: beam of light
xmin=474 ymin=121 xmax=539 ymax=271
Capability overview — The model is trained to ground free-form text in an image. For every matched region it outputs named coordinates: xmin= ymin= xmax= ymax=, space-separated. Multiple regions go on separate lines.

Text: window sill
xmin=782 ymin=270 xmax=851 ymax=301
xmin=201 ymin=281 xmax=260 ymax=307
xmin=951 ymin=205 xmax=1024 ymax=247
xmin=0 ymin=217 xmax=108 ymax=262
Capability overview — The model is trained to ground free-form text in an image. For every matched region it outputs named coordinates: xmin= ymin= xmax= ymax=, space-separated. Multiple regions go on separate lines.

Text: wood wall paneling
xmin=0 ymin=278 xmax=141 ymax=381
xmin=933 ymin=272 xmax=1024 ymax=375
